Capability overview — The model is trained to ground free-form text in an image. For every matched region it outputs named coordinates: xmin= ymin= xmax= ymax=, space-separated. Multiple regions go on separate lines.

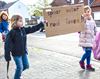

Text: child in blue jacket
xmin=0 ymin=11 xmax=9 ymax=41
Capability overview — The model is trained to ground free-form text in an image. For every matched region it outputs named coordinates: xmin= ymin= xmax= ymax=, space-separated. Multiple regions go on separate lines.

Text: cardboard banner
xmin=43 ymin=4 xmax=84 ymax=37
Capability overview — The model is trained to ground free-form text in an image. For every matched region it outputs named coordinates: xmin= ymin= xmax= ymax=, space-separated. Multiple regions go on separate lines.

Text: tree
xmin=28 ymin=0 xmax=50 ymax=16
xmin=33 ymin=10 xmax=42 ymax=16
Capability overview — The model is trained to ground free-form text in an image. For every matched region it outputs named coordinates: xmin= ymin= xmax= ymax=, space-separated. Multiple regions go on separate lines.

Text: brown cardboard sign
xmin=43 ymin=4 xmax=84 ymax=37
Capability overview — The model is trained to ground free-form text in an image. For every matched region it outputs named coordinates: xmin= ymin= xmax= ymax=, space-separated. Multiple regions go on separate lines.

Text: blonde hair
xmin=10 ymin=15 xmax=22 ymax=29
xmin=0 ymin=11 xmax=9 ymax=22
xmin=84 ymin=5 xmax=92 ymax=13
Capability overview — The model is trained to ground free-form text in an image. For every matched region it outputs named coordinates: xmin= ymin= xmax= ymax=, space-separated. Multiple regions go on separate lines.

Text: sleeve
xmin=0 ymin=29 xmax=3 ymax=33
xmin=25 ymin=22 xmax=44 ymax=34
xmin=4 ymin=31 xmax=13 ymax=61
xmin=0 ymin=23 xmax=3 ymax=33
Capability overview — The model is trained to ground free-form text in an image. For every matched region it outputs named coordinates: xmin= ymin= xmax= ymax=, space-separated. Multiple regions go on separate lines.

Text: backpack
xmin=93 ymin=32 xmax=100 ymax=60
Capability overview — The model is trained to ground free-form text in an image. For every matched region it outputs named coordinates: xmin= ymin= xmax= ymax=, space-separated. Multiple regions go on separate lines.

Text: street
xmin=0 ymin=32 xmax=100 ymax=79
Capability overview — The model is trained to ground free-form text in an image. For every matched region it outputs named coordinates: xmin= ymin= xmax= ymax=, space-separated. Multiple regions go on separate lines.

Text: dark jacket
xmin=4 ymin=22 xmax=44 ymax=61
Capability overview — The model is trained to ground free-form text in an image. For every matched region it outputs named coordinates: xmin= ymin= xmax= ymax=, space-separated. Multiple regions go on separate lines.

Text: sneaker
xmin=86 ymin=65 xmax=95 ymax=71
xmin=79 ymin=61 xmax=85 ymax=69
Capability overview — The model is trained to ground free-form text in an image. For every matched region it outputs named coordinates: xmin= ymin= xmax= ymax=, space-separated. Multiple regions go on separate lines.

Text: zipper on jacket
xmin=20 ymin=28 xmax=25 ymax=53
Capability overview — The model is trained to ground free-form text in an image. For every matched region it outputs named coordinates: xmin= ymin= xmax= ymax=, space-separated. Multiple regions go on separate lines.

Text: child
xmin=0 ymin=11 xmax=9 ymax=42
xmin=4 ymin=15 xmax=44 ymax=79
xmin=79 ymin=6 xmax=97 ymax=71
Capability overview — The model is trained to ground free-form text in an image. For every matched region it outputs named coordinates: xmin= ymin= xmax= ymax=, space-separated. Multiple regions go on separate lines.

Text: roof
xmin=0 ymin=1 xmax=7 ymax=9
xmin=0 ymin=1 xmax=17 ymax=11
xmin=91 ymin=0 xmax=100 ymax=7
xmin=3 ymin=1 xmax=17 ymax=10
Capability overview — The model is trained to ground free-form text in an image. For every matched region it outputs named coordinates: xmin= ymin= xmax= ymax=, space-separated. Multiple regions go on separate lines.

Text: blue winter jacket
xmin=0 ymin=20 xmax=9 ymax=33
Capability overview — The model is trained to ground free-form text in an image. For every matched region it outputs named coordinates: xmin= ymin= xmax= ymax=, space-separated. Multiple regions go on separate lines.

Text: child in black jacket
xmin=4 ymin=15 xmax=44 ymax=79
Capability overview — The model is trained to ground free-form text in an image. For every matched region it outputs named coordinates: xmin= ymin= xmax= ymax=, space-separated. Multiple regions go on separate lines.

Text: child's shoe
xmin=79 ymin=61 xmax=85 ymax=69
xmin=86 ymin=65 xmax=95 ymax=71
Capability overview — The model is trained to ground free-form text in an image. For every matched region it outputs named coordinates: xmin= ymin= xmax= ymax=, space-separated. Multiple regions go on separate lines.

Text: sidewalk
xmin=0 ymin=33 xmax=100 ymax=79
xmin=0 ymin=47 xmax=100 ymax=79
xmin=28 ymin=32 xmax=100 ymax=63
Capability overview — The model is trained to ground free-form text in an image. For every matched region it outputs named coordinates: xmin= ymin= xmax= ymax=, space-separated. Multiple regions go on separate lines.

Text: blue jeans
xmin=81 ymin=47 xmax=92 ymax=65
xmin=13 ymin=53 xmax=29 ymax=79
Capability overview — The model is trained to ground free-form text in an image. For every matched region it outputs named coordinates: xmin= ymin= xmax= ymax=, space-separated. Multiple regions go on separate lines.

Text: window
xmin=71 ymin=0 xmax=74 ymax=4
xmin=66 ymin=0 xmax=74 ymax=4
xmin=89 ymin=0 xmax=94 ymax=5
xmin=79 ymin=0 xmax=83 ymax=3
xmin=65 ymin=0 xmax=71 ymax=3
xmin=67 ymin=0 xmax=71 ymax=2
